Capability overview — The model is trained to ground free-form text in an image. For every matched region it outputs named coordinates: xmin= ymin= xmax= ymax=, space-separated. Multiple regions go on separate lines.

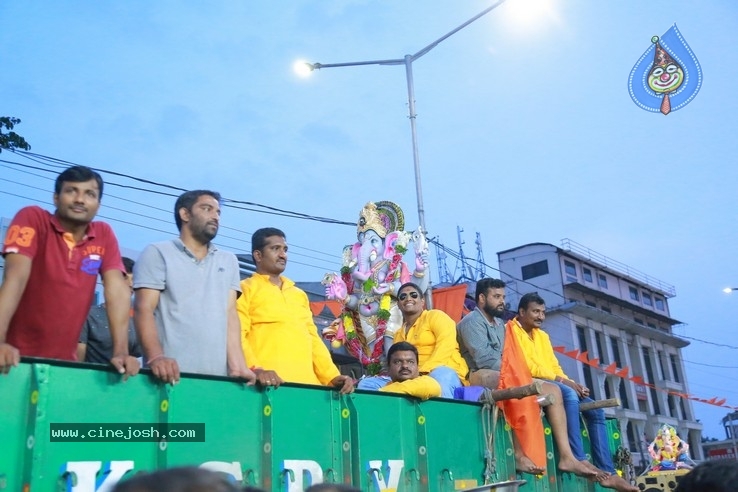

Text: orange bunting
xmin=565 ymin=349 xmax=580 ymax=359
xmin=308 ymin=301 xmax=343 ymax=318
xmin=553 ymin=344 xmax=738 ymax=411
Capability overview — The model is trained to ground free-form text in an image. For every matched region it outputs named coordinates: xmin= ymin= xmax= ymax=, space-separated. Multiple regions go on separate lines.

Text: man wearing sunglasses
xmin=358 ymin=282 xmax=468 ymax=398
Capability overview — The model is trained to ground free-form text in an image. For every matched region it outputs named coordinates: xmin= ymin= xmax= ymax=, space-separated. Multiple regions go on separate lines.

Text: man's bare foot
xmin=557 ymin=457 xmax=599 ymax=478
xmin=598 ymin=473 xmax=639 ymax=492
xmin=515 ymin=455 xmax=546 ymax=475
xmin=579 ymin=460 xmax=609 ymax=480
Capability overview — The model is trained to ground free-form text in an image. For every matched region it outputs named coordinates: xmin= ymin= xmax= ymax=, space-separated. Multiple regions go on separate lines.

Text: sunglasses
xmin=398 ymin=291 xmax=420 ymax=301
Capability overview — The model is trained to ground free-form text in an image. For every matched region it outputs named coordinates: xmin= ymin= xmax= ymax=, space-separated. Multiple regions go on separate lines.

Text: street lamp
xmin=299 ymin=0 xmax=508 ymax=305
xmin=298 ymin=0 xmax=507 ymax=239
xmin=723 ymin=287 xmax=738 ymax=294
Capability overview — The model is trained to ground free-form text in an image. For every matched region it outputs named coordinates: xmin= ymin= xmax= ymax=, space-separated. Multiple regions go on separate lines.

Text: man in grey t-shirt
xmin=133 ymin=190 xmax=255 ymax=384
xmin=456 ymin=277 xmax=507 ymax=389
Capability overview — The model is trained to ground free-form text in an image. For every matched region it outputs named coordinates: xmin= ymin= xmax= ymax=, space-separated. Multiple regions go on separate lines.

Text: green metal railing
xmin=0 ymin=360 xmax=622 ymax=491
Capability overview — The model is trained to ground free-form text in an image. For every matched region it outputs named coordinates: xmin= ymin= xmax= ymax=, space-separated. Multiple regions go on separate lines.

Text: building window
xmin=658 ymin=351 xmax=668 ymax=380
xmin=626 ymin=421 xmax=639 ymax=452
xmin=595 ymin=331 xmax=607 ymax=364
xmin=670 ymin=354 xmax=681 ymax=383
xmin=576 ymin=325 xmax=594 ymax=391
xmin=610 ymin=336 xmax=622 ymax=366
xmin=601 ymin=306 xmax=611 ymax=314
xmin=647 ymin=322 xmax=657 ymax=329
xmin=522 ymin=260 xmax=549 ymax=280
xmin=583 ymin=267 xmax=593 ymax=283
xmin=679 ymin=398 xmax=688 ymax=420
xmin=655 ymin=297 xmax=665 ymax=311
xmin=585 ymin=300 xmax=596 ymax=308
xmin=642 ymin=348 xmax=661 ymax=415
xmin=598 ymin=273 xmax=608 ymax=288
xmin=634 ymin=318 xmax=644 ymax=325
xmin=564 ymin=260 xmax=577 ymax=282
xmin=629 ymin=286 xmax=640 ymax=301
xmin=618 ymin=378 xmax=630 ymax=410
xmin=643 ymin=293 xmax=653 ymax=306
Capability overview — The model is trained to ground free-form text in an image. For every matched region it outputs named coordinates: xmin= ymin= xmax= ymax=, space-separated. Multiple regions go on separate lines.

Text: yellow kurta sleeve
xmin=237 ymin=278 xmax=261 ymax=369
xmin=417 ymin=311 xmax=464 ymax=375
xmin=512 ymin=319 xmax=562 ymax=381
xmin=296 ymin=289 xmax=340 ymax=385
xmin=380 ymin=375 xmax=441 ymax=400
xmin=237 ymin=274 xmax=339 ymax=386
xmin=395 ymin=310 xmax=468 ymax=382
xmin=538 ymin=329 xmax=567 ymax=379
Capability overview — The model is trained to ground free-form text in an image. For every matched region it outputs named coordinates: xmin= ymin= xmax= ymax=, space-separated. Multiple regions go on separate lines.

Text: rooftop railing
xmin=560 ymin=238 xmax=676 ymax=297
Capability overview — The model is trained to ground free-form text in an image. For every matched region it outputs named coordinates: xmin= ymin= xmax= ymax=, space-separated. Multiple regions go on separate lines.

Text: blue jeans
xmin=550 ymin=380 xmax=615 ymax=474
xmin=357 ymin=375 xmax=391 ymax=391
xmin=357 ymin=366 xmax=462 ymax=399
xmin=428 ymin=366 xmax=463 ymax=399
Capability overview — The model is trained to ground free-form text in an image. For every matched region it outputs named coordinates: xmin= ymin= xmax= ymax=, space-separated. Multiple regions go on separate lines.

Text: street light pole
xmin=303 ymin=0 xmax=508 ymax=302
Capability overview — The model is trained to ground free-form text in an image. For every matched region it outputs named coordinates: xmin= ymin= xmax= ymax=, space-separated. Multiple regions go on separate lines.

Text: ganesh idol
xmin=322 ymin=201 xmax=429 ymax=375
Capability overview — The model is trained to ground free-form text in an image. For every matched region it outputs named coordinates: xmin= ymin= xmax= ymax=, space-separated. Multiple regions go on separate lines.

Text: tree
xmin=0 ymin=117 xmax=31 ymax=153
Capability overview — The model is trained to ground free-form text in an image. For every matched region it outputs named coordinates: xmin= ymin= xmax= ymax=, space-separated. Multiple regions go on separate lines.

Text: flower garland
xmin=337 ymin=245 xmax=407 ymax=375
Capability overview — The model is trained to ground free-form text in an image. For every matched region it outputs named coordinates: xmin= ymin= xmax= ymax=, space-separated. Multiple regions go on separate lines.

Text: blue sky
xmin=2 ymin=1 xmax=737 ymax=439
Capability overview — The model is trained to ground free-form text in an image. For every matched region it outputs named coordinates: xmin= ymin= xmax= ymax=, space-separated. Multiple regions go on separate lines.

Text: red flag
xmin=498 ymin=320 xmax=546 ymax=469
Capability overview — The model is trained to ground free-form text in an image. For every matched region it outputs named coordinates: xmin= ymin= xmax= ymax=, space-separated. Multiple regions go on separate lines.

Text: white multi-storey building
xmin=497 ymin=239 xmax=703 ymax=467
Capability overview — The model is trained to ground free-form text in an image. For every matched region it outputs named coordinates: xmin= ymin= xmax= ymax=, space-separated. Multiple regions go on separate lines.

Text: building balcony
xmin=563 ymin=282 xmax=682 ymax=325
xmin=548 ymin=300 xmax=689 ymax=348
xmin=655 ymin=379 xmax=684 ymax=393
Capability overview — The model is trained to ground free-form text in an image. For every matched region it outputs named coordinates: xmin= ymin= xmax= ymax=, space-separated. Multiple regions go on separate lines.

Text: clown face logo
xmin=648 ymin=62 xmax=684 ymax=94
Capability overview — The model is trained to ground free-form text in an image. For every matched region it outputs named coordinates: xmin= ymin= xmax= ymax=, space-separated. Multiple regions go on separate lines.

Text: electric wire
xmin=1 ymin=152 xmax=735 ymax=354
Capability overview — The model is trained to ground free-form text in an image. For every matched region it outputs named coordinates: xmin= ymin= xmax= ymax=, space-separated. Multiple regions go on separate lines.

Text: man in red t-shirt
xmin=0 ymin=166 xmax=139 ymax=377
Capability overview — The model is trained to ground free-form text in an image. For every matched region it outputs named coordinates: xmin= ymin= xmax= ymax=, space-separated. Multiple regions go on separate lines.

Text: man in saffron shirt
xmin=237 ymin=227 xmax=353 ymax=393
xmin=0 ymin=166 xmax=139 ymax=377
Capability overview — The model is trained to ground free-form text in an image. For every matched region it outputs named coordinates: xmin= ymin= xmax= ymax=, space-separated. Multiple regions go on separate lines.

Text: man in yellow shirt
xmin=379 ymin=341 xmax=441 ymax=400
xmin=237 ymin=227 xmax=354 ymax=393
xmin=512 ymin=292 xmax=638 ymax=492
xmin=358 ymin=282 xmax=467 ymax=398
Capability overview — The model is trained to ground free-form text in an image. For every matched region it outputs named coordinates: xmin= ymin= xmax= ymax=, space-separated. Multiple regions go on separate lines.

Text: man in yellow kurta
xmin=237 ymin=227 xmax=354 ymax=393
xmin=380 ymin=341 xmax=441 ymax=400
xmin=393 ymin=282 xmax=468 ymax=397
xmin=357 ymin=282 xmax=467 ymax=397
